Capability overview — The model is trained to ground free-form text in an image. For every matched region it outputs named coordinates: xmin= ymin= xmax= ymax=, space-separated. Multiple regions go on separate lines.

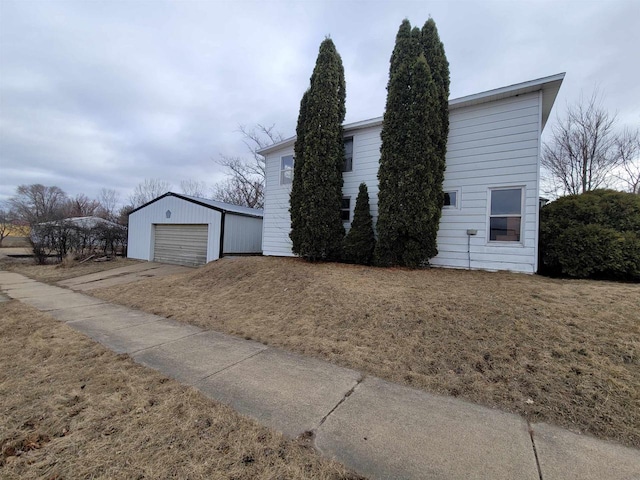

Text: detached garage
xmin=127 ymin=192 xmax=263 ymax=267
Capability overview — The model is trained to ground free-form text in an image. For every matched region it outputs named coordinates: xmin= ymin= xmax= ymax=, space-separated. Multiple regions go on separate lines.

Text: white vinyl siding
xmin=154 ymin=224 xmax=208 ymax=266
xmin=432 ymin=92 xmax=541 ymax=273
xmin=261 ymin=91 xmax=543 ymax=273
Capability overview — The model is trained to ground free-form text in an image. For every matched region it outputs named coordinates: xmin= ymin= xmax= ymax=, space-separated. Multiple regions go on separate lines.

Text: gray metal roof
xmin=128 ymin=192 xmax=263 ymax=218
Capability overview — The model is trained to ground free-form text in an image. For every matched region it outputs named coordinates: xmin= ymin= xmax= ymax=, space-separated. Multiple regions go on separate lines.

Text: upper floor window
xmin=341 ymin=197 xmax=351 ymax=222
xmin=280 ymin=155 xmax=293 ymax=185
xmin=342 ymin=137 xmax=353 ymax=172
xmin=489 ymin=187 xmax=523 ymax=242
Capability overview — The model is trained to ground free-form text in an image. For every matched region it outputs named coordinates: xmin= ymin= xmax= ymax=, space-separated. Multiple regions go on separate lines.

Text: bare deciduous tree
xmin=213 ymin=124 xmax=283 ymax=208
xmin=97 ymin=188 xmax=121 ymax=221
xmin=64 ymin=193 xmax=101 ymax=218
xmin=8 ymin=184 xmax=67 ymax=225
xmin=0 ymin=206 xmax=13 ymax=246
xmin=180 ymin=179 xmax=208 ymax=198
xmin=542 ymin=92 xmax=627 ymax=196
xmin=614 ymin=128 xmax=640 ymax=194
xmin=129 ymin=179 xmax=172 ymax=208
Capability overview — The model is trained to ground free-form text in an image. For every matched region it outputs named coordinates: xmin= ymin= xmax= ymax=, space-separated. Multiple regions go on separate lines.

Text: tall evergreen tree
xmin=289 ymin=38 xmax=346 ymax=260
xmin=375 ymin=18 xmax=449 ymax=267
xmin=421 ymin=18 xmax=450 ymax=254
xmin=343 ymin=183 xmax=375 ymax=265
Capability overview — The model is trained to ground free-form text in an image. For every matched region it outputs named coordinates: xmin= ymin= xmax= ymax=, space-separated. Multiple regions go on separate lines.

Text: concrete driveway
xmin=57 ymin=261 xmax=192 ymax=291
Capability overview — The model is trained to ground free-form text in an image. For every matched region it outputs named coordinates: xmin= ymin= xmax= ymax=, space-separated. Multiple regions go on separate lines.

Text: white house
xmin=128 ymin=192 xmax=263 ymax=267
xmin=258 ymin=73 xmax=565 ymax=273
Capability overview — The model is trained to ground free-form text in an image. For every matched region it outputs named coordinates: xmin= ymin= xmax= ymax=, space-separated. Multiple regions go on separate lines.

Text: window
xmin=341 ymin=197 xmax=351 ymax=222
xmin=280 ymin=155 xmax=293 ymax=185
xmin=489 ymin=188 xmax=523 ymax=242
xmin=342 ymin=137 xmax=353 ymax=172
xmin=443 ymin=190 xmax=458 ymax=209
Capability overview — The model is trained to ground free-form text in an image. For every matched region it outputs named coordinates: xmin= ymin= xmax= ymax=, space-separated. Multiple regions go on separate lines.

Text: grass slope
xmin=90 ymin=257 xmax=640 ymax=448
xmin=0 ymin=301 xmax=362 ymax=479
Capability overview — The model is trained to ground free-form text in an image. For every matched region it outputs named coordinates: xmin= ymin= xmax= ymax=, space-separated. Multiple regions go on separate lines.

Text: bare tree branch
xmin=129 ymin=179 xmax=172 ymax=208
xmin=213 ymin=124 xmax=284 ymax=209
xmin=613 ymin=128 xmax=640 ymax=194
xmin=541 ymin=91 xmax=625 ymax=196
xmin=179 ymin=180 xmax=208 ymax=198
xmin=8 ymin=184 xmax=67 ymax=225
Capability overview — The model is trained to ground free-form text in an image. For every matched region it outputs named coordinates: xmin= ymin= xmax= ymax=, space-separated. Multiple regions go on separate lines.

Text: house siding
xmin=262 ymin=91 xmax=543 ymax=273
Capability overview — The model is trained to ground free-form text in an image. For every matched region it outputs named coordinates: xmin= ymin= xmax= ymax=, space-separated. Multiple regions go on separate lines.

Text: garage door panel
xmin=154 ymin=224 xmax=208 ymax=267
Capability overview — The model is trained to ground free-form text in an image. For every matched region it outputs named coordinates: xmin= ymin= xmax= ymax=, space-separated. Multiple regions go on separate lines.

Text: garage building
xmin=127 ymin=192 xmax=263 ymax=267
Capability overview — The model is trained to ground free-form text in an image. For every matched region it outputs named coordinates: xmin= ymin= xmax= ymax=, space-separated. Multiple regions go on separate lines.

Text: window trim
xmin=342 ymin=136 xmax=354 ymax=173
xmin=341 ymin=196 xmax=351 ymax=223
xmin=487 ymin=186 xmax=524 ymax=244
xmin=443 ymin=189 xmax=460 ymax=210
xmin=280 ymin=154 xmax=293 ymax=185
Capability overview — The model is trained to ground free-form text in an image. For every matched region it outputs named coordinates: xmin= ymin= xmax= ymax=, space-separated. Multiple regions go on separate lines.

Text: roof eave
xmin=258 ymin=73 xmax=566 ymax=155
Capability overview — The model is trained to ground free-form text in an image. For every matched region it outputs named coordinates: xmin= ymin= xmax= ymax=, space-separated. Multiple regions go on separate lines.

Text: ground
xmin=4 ymin=255 xmax=639 ymax=449
xmin=0 ymin=300 xmax=362 ymax=479
xmin=90 ymin=257 xmax=640 ymax=448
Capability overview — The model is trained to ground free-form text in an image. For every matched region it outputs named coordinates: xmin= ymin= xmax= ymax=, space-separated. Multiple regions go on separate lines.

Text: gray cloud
xmin=1 ymin=0 xmax=638 ymax=205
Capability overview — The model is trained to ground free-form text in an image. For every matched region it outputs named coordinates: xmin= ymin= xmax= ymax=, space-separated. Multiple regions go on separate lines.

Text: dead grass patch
xmin=1 ymin=256 xmax=139 ymax=283
xmin=90 ymin=256 xmax=640 ymax=448
xmin=0 ymin=300 xmax=362 ymax=479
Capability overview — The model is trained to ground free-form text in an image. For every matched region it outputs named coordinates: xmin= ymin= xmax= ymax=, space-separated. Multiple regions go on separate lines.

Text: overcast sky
xmin=1 ymin=0 xmax=639 ymax=206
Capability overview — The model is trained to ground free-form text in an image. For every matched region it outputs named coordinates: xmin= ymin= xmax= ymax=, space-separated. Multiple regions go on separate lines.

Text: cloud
xmin=1 ymin=0 xmax=638 ymax=205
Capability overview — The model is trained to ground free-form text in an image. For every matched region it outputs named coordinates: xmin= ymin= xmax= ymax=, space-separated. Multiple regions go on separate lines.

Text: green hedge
xmin=539 ymin=190 xmax=640 ymax=280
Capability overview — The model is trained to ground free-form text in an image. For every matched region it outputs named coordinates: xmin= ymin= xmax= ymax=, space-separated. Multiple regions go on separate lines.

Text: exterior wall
xmin=432 ymin=92 xmax=542 ymax=273
xmin=223 ymin=214 xmax=263 ymax=254
xmin=262 ymin=91 xmax=542 ymax=273
xmin=128 ymin=196 xmax=222 ymax=263
xmin=262 ymin=145 xmax=296 ymax=256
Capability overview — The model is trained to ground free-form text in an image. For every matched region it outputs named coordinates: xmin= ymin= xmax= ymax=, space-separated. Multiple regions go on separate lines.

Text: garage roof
xmin=129 ymin=192 xmax=263 ymax=219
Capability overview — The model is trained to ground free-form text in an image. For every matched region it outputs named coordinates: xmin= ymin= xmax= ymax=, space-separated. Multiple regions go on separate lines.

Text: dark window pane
xmin=490 ymin=217 xmax=521 ymax=241
xmin=444 ymin=191 xmax=456 ymax=207
xmin=341 ymin=197 xmax=350 ymax=222
xmin=491 ymin=189 xmax=521 ymax=215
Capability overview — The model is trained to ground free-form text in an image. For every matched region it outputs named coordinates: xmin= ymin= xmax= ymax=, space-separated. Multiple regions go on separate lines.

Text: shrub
xmin=540 ymin=190 xmax=640 ymax=280
xmin=342 ymin=183 xmax=375 ymax=265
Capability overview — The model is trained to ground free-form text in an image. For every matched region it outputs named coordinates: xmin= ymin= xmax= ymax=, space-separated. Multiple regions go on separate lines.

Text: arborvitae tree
xmin=375 ymin=18 xmax=449 ymax=267
xmin=289 ymin=90 xmax=309 ymax=253
xmin=343 ymin=183 xmax=375 ymax=265
xmin=289 ymin=38 xmax=346 ymax=261
xmin=420 ymin=18 xmax=450 ymax=257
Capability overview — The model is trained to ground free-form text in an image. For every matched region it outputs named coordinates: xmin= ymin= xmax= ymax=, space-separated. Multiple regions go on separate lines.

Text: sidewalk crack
xmin=527 ymin=421 xmax=544 ymax=480
xmin=198 ymin=347 xmax=268 ymax=381
xmin=317 ymin=374 xmax=365 ymax=428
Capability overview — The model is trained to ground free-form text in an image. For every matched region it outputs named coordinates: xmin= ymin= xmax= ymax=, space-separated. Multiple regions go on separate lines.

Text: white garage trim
xmin=153 ymin=224 xmax=208 ymax=266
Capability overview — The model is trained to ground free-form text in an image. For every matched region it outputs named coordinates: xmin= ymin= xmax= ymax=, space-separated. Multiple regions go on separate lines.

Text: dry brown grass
xmin=1 ymin=256 xmax=139 ymax=283
xmin=0 ymin=300 xmax=363 ymax=479
xmin=88 ymin=256 xmax=640 ymax=448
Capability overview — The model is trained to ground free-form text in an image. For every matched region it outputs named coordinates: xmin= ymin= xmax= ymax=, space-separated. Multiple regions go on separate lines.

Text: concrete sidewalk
xmin=1 ymin=271 xmax=638 ymax=480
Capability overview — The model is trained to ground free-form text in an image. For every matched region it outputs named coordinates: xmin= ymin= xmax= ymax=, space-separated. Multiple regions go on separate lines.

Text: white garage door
xmin=153 ymin=224 xmax=208 ymax=267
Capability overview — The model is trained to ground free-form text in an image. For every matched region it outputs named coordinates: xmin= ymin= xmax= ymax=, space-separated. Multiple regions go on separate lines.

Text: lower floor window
xmin=489 ymin=187 xmax=523 ymax=242
xmin=341 ymin=197 xmax=350 ymax=222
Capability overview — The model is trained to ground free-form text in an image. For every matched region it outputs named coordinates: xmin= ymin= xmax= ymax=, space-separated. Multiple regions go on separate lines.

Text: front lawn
xmin=88 ymin=256 xmax=640 ymax=448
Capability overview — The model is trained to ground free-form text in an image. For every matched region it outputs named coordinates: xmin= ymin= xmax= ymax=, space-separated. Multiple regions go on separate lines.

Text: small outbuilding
xmin=127 ymin=192 xmax=263 ymax=267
